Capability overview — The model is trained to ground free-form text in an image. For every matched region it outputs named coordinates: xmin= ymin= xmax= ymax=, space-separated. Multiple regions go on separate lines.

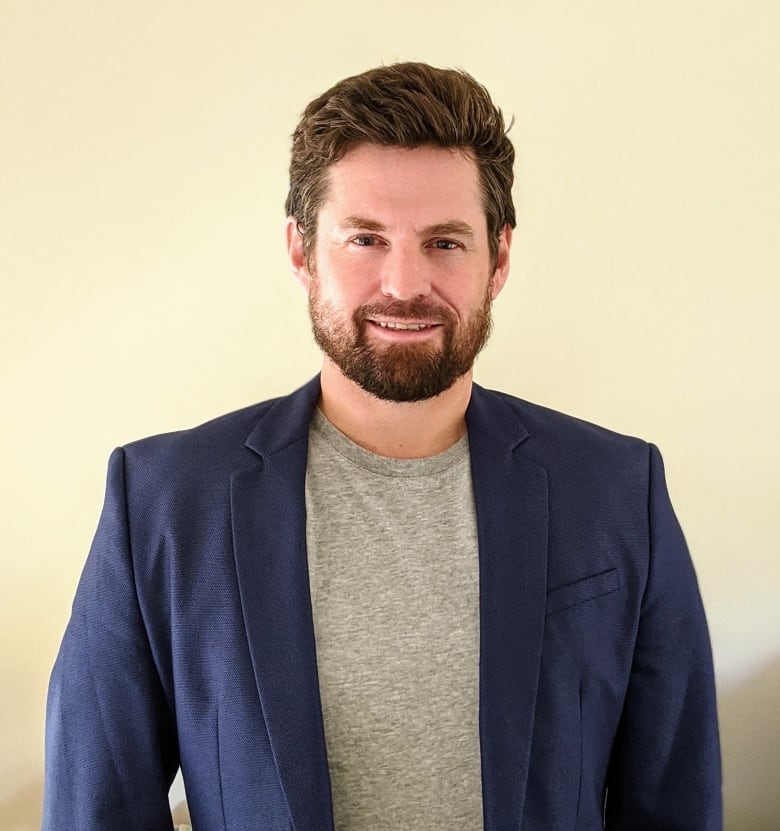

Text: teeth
xmin=376 ymin=321 xmax=433 ymax=331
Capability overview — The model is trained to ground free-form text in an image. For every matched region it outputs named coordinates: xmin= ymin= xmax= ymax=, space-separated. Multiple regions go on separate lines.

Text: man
xmin=44 ymin=63 xmax=721 ymax=829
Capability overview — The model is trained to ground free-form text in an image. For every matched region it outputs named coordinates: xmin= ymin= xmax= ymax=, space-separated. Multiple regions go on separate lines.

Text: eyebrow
xmin=338 ymin=216 xmax=386 ymax=233
xmin=424 ymin=221 xmax=475 ymax=240
xmin=338 ymin=216 xmax=475 ymax=239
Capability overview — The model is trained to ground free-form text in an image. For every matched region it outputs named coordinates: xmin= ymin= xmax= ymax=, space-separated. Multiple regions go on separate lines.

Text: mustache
xmin=354 ymin=299 xmax=451 ymax=322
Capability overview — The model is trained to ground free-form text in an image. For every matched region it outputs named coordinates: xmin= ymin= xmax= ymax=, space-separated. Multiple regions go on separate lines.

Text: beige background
xmin=1 ymin=1 xmax=778 ymax=828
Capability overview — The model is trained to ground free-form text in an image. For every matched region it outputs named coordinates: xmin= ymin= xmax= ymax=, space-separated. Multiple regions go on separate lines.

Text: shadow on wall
xmin=0 ymin=777 xmax=42 ymax=831
xmin=720 ymin=657 xmax=780 ymax=831
xmin=171 ymin=798 xmax=191 ymax=826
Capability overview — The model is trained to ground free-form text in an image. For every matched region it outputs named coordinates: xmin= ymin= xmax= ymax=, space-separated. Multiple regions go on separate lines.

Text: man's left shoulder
xmin=475 ymin=385 xmax=648 ymax=455
xmin=474 ymin=387 xmax=652 ymax=499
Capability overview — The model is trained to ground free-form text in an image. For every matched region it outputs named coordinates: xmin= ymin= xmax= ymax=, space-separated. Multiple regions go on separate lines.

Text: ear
xmin=489 ymin=224 xmax=513 ymax=300
xmin=286 ymin=216 xmax=312 ymax=292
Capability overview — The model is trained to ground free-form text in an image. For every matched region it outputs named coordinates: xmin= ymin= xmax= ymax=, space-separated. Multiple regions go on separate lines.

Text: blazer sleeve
xmin=43 ymin=447 xmax=179 ymax=830
xmin=604 ymin=444 xmax=722 ymax=830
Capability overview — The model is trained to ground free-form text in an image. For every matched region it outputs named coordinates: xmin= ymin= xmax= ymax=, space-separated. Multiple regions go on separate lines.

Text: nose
xmin=379 ymin=245 xmax=431 ymax=300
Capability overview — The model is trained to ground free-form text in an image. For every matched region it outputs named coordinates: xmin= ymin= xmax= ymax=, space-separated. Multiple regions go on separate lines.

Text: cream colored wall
xmin=1 ymin=1 xmax=777 ymax=828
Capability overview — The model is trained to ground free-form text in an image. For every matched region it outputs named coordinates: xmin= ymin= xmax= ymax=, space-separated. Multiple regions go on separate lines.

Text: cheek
xmin=315 ymin=254 xmax=379 ymax=305
xmin=437 ymin=275 xmax=490 ymax=311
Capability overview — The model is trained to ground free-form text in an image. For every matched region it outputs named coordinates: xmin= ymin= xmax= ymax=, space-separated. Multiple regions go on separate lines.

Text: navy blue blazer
xmin=44 ymin=377 xmax=721 ymax=830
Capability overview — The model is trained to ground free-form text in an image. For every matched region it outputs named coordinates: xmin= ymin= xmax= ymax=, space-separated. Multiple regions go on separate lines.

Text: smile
xmin=372 ymin=321 xmax=439 ymax=331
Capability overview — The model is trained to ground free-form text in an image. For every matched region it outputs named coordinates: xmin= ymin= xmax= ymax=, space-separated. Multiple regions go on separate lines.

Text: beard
xmin=308 ymin=281 xmax=494 ymax=403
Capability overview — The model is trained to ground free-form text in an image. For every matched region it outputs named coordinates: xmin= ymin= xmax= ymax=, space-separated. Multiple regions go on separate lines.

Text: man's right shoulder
xmin=122 ymin=398 xmax=277 ymax=469
xmin=114 ymin=375 xmax=321 ymax=488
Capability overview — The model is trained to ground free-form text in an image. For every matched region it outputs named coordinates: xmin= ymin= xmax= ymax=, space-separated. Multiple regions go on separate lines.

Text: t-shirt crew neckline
xmin=311 ymin=408 xmax=469 ymax=478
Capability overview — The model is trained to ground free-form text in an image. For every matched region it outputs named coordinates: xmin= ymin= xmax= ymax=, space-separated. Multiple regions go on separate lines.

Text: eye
xmin=351 ymin=235 xmax=380 ymax=247
xmin=431 ymin=239 xmax=461 ymax=250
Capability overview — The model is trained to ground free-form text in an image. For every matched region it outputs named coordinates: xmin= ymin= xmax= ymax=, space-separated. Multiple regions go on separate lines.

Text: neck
xmin=318 ymin=359 xmax=472 ymax=459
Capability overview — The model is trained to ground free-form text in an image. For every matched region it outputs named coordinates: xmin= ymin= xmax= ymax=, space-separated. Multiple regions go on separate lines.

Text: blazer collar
xmin=232 ymin=378 xmax=548 ymax=830
xmin=243 ymin=374 xmax=322 ymax=459
xmin=242 ymin=377 xmax=533 ymax=457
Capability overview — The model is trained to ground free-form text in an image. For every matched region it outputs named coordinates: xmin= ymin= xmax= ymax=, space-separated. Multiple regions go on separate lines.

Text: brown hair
xmin=285 ymin=62 xmax=516 ymax=265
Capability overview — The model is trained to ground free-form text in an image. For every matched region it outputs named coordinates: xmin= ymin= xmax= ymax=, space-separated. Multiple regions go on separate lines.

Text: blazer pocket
xmin=545 ymin=567 xmax=620 ymax=616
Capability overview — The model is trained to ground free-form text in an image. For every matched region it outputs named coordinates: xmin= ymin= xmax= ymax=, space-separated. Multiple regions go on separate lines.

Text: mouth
xmin=372 ymin=320 xmax=439 ymax=331
xmin=364 ymin=317 xmax=443 ymax=341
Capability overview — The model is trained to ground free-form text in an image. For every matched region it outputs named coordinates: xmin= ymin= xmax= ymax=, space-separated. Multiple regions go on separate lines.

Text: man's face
xmin=288 ymin=144 xmax=511 ymax=402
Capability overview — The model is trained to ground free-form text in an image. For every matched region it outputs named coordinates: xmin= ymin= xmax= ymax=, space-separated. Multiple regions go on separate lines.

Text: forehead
xmin=320 ymin=144 xmax=486 ymax=228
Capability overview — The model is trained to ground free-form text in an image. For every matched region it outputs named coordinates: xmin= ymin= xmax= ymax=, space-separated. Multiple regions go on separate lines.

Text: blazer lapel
xmin=467 ymin=385 xmax=549 ymax=830
xmin=231 ymin=377 xmax=335 ymax=831
xmin=229 ymin=378 xmax=548 ymax=830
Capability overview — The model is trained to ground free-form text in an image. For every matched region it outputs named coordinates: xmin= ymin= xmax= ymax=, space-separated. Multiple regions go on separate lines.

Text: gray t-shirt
xmin=305 ymin=409 xmax=483 ymax=830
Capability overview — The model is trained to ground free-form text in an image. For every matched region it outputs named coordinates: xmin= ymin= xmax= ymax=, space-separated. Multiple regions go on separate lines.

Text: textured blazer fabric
xmin=44 ymin=376 xmax=722 ymax=830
